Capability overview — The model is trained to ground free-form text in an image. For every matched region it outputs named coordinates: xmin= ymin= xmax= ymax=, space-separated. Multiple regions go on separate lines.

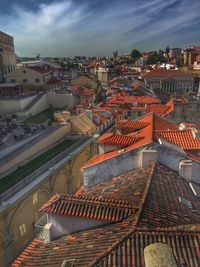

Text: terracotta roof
xmin=81 ymin=150 xmax=122 ymax=169
xmin=154 ymin=130 xmax=200 ymax=150
xmin=83 ymin=113 xmax=179 ymax=168
xmin=12 ymin=164 xmax=200 ymax=267
xmin=96 ymin=133 xmax=143 ymax=147
xmin=47 ymin=78 xmax=63 ymax=85
xmin=145 ymin=104 xmax=171 ymax=116
xmin=90 ymin=229 xmax=200 ymax=267
xmin=136 ymin=95 xmax=161 ymax=104
xmin=116 ymin=120 xmax=149 ymax=133
xmin=28 ymin=66 xmax=51 ymax=75
xmin=40 ymin=194 xmax=135 ymax=222
xmin=144 ymin=69 xmax=196 ymax=78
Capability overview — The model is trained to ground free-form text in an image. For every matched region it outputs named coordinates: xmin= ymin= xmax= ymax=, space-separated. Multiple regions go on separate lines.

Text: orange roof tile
xmin=145 ymin=104 xmax=171 ymax=116
xmin=40 ymin=194 xmax=135 ymax=222
xmin=154 ymin=130 xmax=200 ymax=150
xmin=96 ymin=133 xmax=143 ymax=147
xmin=116 ymin=120 xmax=149 ymax=132
xmin=144 ymin=69 xmax=196 ymax=78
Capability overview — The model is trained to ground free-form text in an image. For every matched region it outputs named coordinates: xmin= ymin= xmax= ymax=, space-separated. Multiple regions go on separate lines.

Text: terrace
xmin=0 ymin=137 xmax=86 ymax=201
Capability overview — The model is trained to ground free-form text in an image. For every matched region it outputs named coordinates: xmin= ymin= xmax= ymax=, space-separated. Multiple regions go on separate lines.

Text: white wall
xmin=47 ymin=92 xmax=79 ymax=109
xmin=48 ymin=213 xmax=109 ymax=240
xmin=0 ymin=95 xmax=36 ymax=114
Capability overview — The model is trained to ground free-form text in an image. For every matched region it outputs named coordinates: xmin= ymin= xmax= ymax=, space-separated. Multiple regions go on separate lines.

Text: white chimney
xmin=43 ymin=223 xmax=54 ymax=243
xmin=140 ymin=148 xmax=158 ymax=168
xmin=179 ymin=160 xmax=192 ymax=181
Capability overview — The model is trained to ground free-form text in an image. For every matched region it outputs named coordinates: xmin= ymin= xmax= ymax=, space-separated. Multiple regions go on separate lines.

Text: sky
xmin=0 ymin=0 xmax=200 ymax=57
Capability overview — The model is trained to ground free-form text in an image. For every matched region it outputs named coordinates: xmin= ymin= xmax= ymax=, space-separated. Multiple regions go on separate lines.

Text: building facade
xmin=144 ymin=69 xmax=196 ymax=101
xmin=0 ymin=31 xmax=16 ymax=81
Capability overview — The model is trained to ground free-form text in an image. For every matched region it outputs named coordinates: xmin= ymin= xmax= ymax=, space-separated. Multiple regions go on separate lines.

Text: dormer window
xmin=179 ymin=197 xmax=192 ymax=209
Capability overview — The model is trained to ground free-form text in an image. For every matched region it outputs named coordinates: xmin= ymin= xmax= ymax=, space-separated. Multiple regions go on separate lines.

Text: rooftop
xmin=12 ymin=163 xmax=200 ymax=267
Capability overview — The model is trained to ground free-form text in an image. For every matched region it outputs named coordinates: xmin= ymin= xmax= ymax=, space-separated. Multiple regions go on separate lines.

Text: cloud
xmin=0 ymin=0 xmax=199 ymax=56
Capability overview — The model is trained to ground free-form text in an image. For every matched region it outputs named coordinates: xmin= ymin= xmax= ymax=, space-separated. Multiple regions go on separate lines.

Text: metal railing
xmin=0 ymin=137 xmax=89 ymax=203
xmin=34 ymin=214 xmax=47 ymax=240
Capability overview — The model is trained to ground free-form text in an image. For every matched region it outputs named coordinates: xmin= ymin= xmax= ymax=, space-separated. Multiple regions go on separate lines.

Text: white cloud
xmin=0 ymin=0 xmax=199 ymax=56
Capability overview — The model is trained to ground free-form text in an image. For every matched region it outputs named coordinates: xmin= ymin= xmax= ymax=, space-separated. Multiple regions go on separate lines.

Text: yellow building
xmin=0 ymin=136 xmax=97 ymax=267
xmin=5 ymin=66 xmax=51 ymax=88
xmin=0 ymin=31 xmax=16 ymax=81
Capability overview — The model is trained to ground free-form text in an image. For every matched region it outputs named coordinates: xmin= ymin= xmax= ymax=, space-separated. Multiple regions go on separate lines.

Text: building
xmin=0 ymin=31 xmax=16 ymax=81
xmin=193 ymin=54 xmax=200 ymax=70
xmin=183 ymin=45 xmax=200 ymax=66
xmin=144 ymin=69 xmax=196 ymax=101
xmin=11 ymin=112 xmax=200 ymax=266
xmin=169 ymin=47 xmax=182 ymax=60
xmin=5 ymin=65 xmax=64 ymax=92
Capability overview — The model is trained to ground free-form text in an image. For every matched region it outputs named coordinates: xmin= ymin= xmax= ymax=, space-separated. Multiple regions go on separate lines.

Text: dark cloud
xmin=0 ymin=0 xmax=199 ymax=56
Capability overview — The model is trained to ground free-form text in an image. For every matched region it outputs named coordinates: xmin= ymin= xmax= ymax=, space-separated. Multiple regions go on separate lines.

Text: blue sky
xmin=0 ymin=0 xmax=199 ymax=57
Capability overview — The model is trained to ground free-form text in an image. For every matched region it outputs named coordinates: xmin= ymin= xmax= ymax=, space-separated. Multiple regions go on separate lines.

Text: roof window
xmin=179 ymin=197 xmax=192 ymax=209
xmin=61 ymin=259 xmax=76 ymax=267
xmin=102 ymin=184 xmax=117 ymax=193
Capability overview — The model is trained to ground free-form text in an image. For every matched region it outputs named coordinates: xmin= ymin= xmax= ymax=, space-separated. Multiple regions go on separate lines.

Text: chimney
xmin=43 ymin=223 xmax=53 ymax=243
xmin=85 ymin=110 xmax=93 ymax=120
xmin=140 ymin=148 xmax=158 ymax=168
xmin=179 ymin=160 xmax=192 ymax=181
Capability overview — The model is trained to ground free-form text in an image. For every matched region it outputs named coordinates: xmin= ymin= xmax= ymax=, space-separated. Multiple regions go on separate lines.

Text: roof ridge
xmin=40 ymin=193 xmax=136 ymax=213
xmin=88 ymin=162 xmax=157 ymax=266
xmin=132 ymin=162 xmax=156 ymax=227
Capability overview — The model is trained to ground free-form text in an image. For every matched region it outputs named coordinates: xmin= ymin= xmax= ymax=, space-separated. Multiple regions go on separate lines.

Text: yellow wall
xmin=5 ymin=66 xmax=46 ymax=85
xmin=0 ymin=124 xmax=72 ymax=175
xmin=0 ymin=141 xmax=96 ymax=266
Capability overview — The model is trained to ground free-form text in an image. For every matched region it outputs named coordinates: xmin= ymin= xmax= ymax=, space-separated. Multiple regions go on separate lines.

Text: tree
xmin=165 ymin=46 xmax=170 ymax=55
xmin=130 ymin=49 xmax=142 ymax=63
xmin=147 ymin=52 xmax=168 ymax=65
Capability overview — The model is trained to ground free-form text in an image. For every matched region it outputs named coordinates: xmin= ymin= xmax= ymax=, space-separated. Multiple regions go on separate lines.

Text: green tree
xmin=147 ymin=52 xmax=168 ymax=65
xmin=130 ymin=49 xmax=142 ymax=63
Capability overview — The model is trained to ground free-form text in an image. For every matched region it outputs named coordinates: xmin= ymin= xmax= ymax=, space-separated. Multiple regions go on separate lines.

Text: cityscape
xmin=0 ymin=0 xmax=200 ymax=266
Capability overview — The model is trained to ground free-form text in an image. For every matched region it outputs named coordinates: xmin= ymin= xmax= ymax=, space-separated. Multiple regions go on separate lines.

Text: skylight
xmin=61 ymin=259 xmax=76 ymax=267
xmin=179 ymin=197 xmax=192 ymax=209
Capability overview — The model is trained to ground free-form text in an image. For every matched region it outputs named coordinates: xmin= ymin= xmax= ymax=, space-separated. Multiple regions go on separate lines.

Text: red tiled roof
xmin=136 ymin=95 xmax=161 ymax=104
xmin=40 ymin=194 xmax=135 ymax=222
xmin=81 ymin=150 xmax=122 ymax=169
xmin=28 ymin=66 xmax=51 ymax=75
xmin=154 ymin=130 xmax=200 ymax=150
xmin=83 ymin=113 xmax=179 ymax=168
xmin=144 ymin=69 xmax=196 ymax=78
xmin=145 ymin=104 xmax=171 ymax=116
xmin=47 ymin=78 xmax=63 ymax=85
xmin=116 ymin=120 xmax=149 ymax=132
xmin=12 ymin=164 xmax=200 ymax=267
xmin=96 ymin=133 xmax=143 ymax=147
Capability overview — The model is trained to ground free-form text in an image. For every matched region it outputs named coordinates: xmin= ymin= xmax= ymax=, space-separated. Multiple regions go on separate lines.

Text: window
xmin=35 ymin=79 xmax=40 ymax=83
xmin=23 ymin=79 xmax=28 ymax=83
xmin=179 ymin=197 xmax=192 ymax=209
xmin=23 ymin=70 xmax=26 ymax=74
xmin=11 ymin=79 xmax=15 ymax=83
xmin=19 ymin=223 xmax=27 ymax=236
xmin=138 ymin=111 xmax=142 ymax=116
xmin=127 ymin=111 xmax=131 ymax=116
xmin=33 ymin=193 xmax=38 ymax=204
